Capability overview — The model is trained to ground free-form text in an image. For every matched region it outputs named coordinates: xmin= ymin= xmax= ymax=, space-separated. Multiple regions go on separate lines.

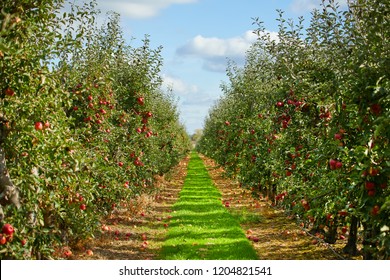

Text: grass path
xmin=160 ymin=152 xmax=258 ymax=260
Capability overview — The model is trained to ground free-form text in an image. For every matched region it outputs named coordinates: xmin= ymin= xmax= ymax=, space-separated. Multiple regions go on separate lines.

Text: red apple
xmin=291 ymin=164 xmax=296 ymax=170
xmin=338 ymin=210 xmax=348 ymax=217
xmin=276 ymin=101 xmax=284 ymax=107
xmin=2 ymin=224 xmax=14 ymax=235
xmin=0 ymin=235 xmax=6 ymax=245
xmin=329 ymin=159 xmax=337 ymax=170
xmin=5 ymin=88 xmax=15 ymax=96
xmin=367 ymin=190 xmax=376 ymax=197
xmin=291 ymin=201 xmax=296 ymax=207
xmin=137 ymin=97 xmax=144 ymax=105
xmin=370 ymin=104 xmax=381 ymax=115
xmin=80 ymin=204 xmax=87 ymax=211
xmin=118 ymin=162 xmax=124 ymax=167
xmin=334 ymin=133 xmax=342 ymax=140
xmin=44 ymin=121 xmax=50 ymax=128
xmin=341 ymin=226 xmax=348 ymax=234
xmin=251 ymin=237 xmax=259 ymax=242
xmin=371 ymin=205 xmax=380 ymax=216
xmin=85 ymin=249 xmax=93 ymax=256
xmin=34 ymin=122 xmax=43 ymax=131
xmin=63 ymin=249 xmax=72 ymax=258
xmin=369 ymin=167 xmax=379 ymax=176
xmin=365 ymin=182 xmax=375 ymax=190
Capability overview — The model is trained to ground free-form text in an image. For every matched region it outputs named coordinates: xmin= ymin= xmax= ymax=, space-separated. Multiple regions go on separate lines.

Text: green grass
xmin=159 ymin=152 xmax=258 ymax=260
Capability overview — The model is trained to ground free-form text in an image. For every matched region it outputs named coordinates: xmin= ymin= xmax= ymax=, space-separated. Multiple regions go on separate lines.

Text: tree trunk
xmin=0 ymin=147 xmax=21 ymax=221
xmin=325 ymin=221 xmax=338 ymax=244
xmin=343 ymin=215 xmax=359 ymax=256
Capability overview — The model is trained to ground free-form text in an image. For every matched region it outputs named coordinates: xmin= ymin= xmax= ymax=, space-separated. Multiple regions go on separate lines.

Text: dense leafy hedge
xmin=198 ymin=0 xmax=389 ymax=259
xmin=0 ymin=0 xmax=190 ymax=259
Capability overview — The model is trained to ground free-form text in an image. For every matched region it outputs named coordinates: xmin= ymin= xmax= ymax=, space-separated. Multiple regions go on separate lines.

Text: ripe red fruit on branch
xmin=34 ymin=122 xmax=43 ymax=131
xmin=335 ymin=161 xmax=342 ymax=169
xmin=329 ymin=159 xmax=337 ymax=169
xmin=0 ymin=235 xmax=7 ymax=245
xmin=367 ymin=190 xmax=376 ymax=197
xmin=80 ymin=204 xmax=87 ymax=211
xmin=370 ymin=104 xmax=382 ymax=116
xmin=371 ymin=205 xmax=380 ymax=216
xmin=2 ymin=224 xmax=14 ymax=235
xmin=118 ymin=162 xmax=124 ymax=167
xmin=276 ymin=101 xmax=284 ymax=107
xmin=5 ymin=87 xmax=15 ymax=96
xmin=334 ymin=133 xmax=343 ymax=140
xmin=137 ymin=97 xmax=144 ymax=106
xmin=338 ymin=210 xmax=348 ymax=217
xmin=369 ymin=167 xmax=379 ymax=176
xmin=329 ymin=159 xmax=342 ymax=170
xmin=301 ymin=199 xmax=310 ymax=211
xmin=365 ymin=182 xmax=375 ymax=190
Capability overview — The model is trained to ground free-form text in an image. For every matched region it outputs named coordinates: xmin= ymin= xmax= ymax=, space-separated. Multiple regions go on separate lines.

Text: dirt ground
xmin=72 ymin=154 xmax=360 ymax=260
xmin=72 ymin=155 xmax=190 ymax=260
xmin=200 ymin=155 xmax=361 ymax=260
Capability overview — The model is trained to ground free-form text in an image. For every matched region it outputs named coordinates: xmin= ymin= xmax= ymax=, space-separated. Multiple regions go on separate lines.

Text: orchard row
xmin=198 ymin=0 xmax=389 ymax=260
xmin=0 ymin=1 xmax=190 ymax=259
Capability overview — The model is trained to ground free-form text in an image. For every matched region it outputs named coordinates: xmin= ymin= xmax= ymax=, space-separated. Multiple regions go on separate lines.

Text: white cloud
xmin=162 ymin=74 xmax=198 ymax=96
xmin=290 ymin=0 xmax=348 ymax=13
xmin=177 ymin=31 xmax=256 ymax=58
xmin=97 ymin=0 xmax=197 ymax=19
xmin=176 ymin=30 xmax=277 ymax=72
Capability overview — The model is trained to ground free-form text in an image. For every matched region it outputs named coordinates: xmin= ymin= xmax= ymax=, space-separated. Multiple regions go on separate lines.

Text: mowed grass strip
xmin=160 ymin=152 xmax=258 ymax=260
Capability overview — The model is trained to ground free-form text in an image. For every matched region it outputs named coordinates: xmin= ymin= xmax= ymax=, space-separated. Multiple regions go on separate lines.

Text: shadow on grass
xmin=159 ymin=152 xmax=258 ymax=260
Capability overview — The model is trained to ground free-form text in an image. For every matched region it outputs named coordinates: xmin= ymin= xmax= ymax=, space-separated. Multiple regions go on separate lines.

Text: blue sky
xmin=82 ymin=0 xmax=348 ymax=134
